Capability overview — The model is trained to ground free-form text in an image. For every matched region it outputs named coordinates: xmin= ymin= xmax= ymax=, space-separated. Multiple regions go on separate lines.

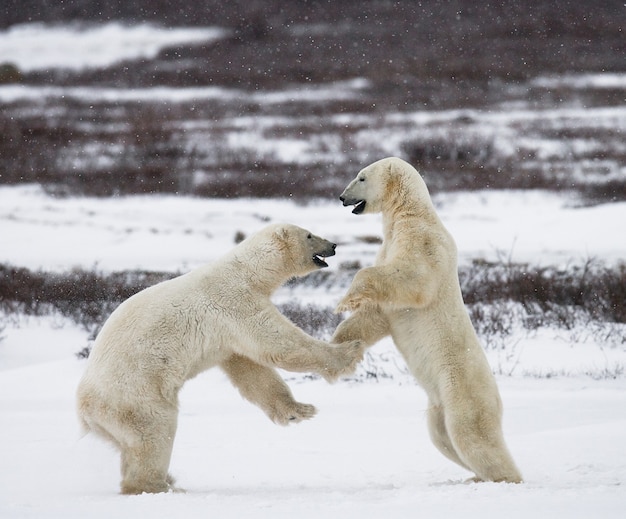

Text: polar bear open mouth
xmin=351 ymin=200 xmax=366 ymax=214
xmin=313 ymin=254 xmax=330 ymax=268
xmin=340 ymin=195 xmax=366 ymax=214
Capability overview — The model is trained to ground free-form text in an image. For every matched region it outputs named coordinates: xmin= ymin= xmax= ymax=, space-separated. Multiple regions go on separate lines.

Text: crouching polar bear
xmin=77 ymin=223 xmax=364 ymax=494
xmin=333 ymin=157 xmax=522 ymax=483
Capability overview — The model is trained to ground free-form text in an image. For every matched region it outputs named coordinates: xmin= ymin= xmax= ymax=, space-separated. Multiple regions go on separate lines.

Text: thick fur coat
xmin=333 ymin=157 xmax=522 ymax=483
xmin=77 ymin=223 xmax=364 ymax=494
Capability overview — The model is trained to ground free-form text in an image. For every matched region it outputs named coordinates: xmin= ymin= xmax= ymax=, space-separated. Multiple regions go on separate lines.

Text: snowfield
xmin=2 ymin=185 xmax=624 ymax=272
xmin=1 ymin=349 xmax=625 ymax=518
xmin=1 ymin=186 xmax=625 ymax=518
xmin=1 ymin=22 xmax=625 ymax=519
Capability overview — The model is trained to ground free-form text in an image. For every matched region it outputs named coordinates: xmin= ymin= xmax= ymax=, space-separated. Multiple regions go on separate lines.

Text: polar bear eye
xmin=359 ymin=177 xmax=365 ymax=182
xmin=307 ymin=233 xmax=312 ymax=239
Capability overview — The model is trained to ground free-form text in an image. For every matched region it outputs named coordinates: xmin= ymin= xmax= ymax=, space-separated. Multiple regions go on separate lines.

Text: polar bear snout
xmin=340 ymin=178 xmax=368 ymax=214
xmin=340 ymin=194 xmax=367 ymax=214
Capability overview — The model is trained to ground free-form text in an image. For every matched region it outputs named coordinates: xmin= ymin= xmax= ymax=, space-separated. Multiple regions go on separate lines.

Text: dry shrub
xmin=2 ymin=258 xmax=624 ymax=360
xmin=460 ymin=258 xmax=626 ymax=325
xmin=2 ymin=2 xmax=625 ymax=204
xmin=277 ymin=301 xmax=342 ymax=340
xmin=0 ymin=264 xmax=174 ymax=331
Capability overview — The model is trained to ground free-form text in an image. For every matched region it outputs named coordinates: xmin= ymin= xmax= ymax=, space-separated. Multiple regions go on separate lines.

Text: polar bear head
xmin=262 ymin=223 xmax=337 ymax=276
xmin=339 ymin=157 xmax=431 ymax=215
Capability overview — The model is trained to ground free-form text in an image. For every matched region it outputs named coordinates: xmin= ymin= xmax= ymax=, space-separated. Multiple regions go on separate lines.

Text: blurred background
xmin=1 ymin=0 xmax=624 ymax=202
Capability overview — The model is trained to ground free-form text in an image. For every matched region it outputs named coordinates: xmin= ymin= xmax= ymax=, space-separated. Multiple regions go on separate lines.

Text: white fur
xmin=77 ymin=223 xmax=364 ymax=494
xmin=334 ymin=157 xmax=522 ymax=483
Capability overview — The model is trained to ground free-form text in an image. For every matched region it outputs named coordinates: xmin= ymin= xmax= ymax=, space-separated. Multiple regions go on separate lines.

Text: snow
xmin=1 ymin=185 xmax=624 ymax=272
xmin=0 ymin=78 xmax=369 ymax=104
xmin=1 ymin=184 xmax=625 ymax=517
xmin=1 ymin=346 xmax=625 ymax=518
xmin=0 ymin=22 xmax=228 ymax=71
xmin=1 ymin=22 xmax=626 ymax=519
xmin=531 ymin=73 xmax=626 ymax=90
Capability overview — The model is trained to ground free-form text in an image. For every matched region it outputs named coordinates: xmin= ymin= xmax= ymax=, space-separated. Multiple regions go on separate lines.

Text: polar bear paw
xmin=271 ymin=401 xmax=318 ymax=426
xmin=335 ymin=291 xmax=375 ymax=313
xmin=321 ymin=339 xmax=365 ymax=382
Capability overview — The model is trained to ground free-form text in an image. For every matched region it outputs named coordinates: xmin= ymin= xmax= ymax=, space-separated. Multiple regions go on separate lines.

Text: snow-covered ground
xmin=2 ymin=185 xmax=624 ymax=272
xmin=1 ymin=185 xmax=625 ymax=518
xmin=1 ymin=22 xmax=625 ymax=518
xmin=1 ymin=341 xmax=625 ymax=518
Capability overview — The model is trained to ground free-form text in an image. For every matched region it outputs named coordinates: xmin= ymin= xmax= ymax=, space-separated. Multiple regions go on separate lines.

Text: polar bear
xmin=76 ymin=223 xmax=364 ymax=494
xmin=333 ymin=157 xmax=522 ymax=483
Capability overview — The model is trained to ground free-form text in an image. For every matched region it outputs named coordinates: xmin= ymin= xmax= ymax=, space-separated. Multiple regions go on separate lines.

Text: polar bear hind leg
xmin=79 ymin=389 xmax=179 ymax=494
xmin=426 ymin=404 xmax=472 ymax=471
xmin=118 ymin=405 xmax=179 ymax=494
xmin=443 ymin=405 xmax=523 ymax=483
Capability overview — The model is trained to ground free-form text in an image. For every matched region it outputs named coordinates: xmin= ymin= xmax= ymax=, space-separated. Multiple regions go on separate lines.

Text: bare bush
xmin=2 ymin=257 xmax=624 ymax=363
xmin=0 ymin=264 xmax=174 ymax=333
xmin=3 ymin=258 xmax=624 ymax=333
xmin=277 ymin=301 xmax=342 ymax=340
xmin=460 ymin=258 xmax=626 ymax=325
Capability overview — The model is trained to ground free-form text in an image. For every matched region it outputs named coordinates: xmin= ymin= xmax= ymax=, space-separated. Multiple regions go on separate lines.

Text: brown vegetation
xmin=2 ymin=259 xmax=624 ymax=357
xmin=1 ymin=1 xmax=625 ymax=202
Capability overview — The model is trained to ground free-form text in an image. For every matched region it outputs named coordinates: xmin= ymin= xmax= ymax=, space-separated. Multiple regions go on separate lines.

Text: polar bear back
xmin=80 ymin=227 xmax=294 ymax=399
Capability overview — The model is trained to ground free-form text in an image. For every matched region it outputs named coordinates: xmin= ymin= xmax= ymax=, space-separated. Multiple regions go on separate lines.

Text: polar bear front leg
xmin=255 ymin=337 xmax=364 ymax=383
xmin=221 ymin=354 xmax=317 ymax=425
xmin=335 ymin=267 xmax=382 ymax=312
xmin=332 ymin=305 xmax=390 ymax=347
xmin=336 ymin=264 xmax=438 ymax=312
xmin=234 ymin=306 xmax=365 ymax=383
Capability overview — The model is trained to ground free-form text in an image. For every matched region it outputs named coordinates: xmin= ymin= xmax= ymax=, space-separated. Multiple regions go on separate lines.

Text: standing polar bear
xmin=333 ymin=157 xmax=522 ymax=483
xmin=77 ymin=223 xmax=364 ymax=494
